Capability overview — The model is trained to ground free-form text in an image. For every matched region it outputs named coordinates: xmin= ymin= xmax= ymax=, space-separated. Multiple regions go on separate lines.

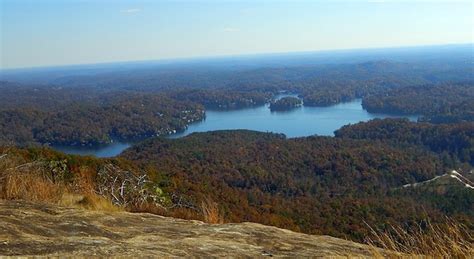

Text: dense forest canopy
xmin=121 ymin=129 xmax=473 ymax=241
xmin=166 ymin=89 xmax=272 ymax=110
xmin=0 ymin=86 xmax=205 ymax=146
xmin=362 ymin=83 xmax=474 ymax=122
xmin=335 ymin=118 xmax=474 ymax=166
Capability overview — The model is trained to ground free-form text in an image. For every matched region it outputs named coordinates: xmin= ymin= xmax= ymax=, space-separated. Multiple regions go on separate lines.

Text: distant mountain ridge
xmin=1 ymin=44 xmax=472 ymax=87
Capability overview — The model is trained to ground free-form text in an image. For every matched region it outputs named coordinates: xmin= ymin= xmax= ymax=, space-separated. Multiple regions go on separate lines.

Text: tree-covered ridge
xmin=0 ymin=89 xmax=205 ymax=146
xmin=269 ymin=96 xmax=302 ymax=111
xmin=300 ymin=82 xmax=363 ymax=106
xmin=335 ymin=118 xmax=474 ymax=166
xmin=361 ymin=83 xmax=474 ymax=122
xmin=166 ymin=89 xmax=271 ymax=110
xmin=5 ymin=54 xmax=471 ymax=109
xmin=121 ymin=130 xmax=473 ymax=241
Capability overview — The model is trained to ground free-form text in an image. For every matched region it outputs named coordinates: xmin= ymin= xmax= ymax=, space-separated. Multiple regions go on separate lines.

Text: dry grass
xmin=367 ymin=219 xmax=474 ymax=258
xmin=2 ymin=172 xmax=64 ymax=202
xmin=59 ymin=193 xmax=87 ymax=206
xmin=0 ymin=151 xmax=121 ymax=212
xmin=77 ymin=193 xmax=123 ymax=212
xmin=74 ymin=166 xmax=96 ymax=195
xmin=201 ymin=198 xmax=224 ymax=224
xmin=1 ymin=152 xmax=62 ymax=202
xmin=0 ymin=152 xmax=63 ymax=202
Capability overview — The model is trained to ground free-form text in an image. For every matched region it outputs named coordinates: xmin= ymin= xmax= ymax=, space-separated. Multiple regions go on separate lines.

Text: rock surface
xmin=0 ymin=200 xmax=387 ymax=257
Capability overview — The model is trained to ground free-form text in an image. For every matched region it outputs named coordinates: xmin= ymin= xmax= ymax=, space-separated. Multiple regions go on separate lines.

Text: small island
xmin=269 ymin=96 xmax=303 ymax=111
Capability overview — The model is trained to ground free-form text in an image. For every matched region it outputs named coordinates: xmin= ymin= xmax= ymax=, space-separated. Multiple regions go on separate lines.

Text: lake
xmin=53 ymin=99 xmax=417 ymax=157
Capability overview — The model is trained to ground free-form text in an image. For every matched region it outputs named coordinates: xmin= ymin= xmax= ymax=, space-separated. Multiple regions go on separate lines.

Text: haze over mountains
xmin=1 ymin=44 xmax=472 ymax=87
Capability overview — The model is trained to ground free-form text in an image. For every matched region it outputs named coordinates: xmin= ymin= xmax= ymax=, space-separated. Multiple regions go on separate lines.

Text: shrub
xmin=201 ymin=198 xmax=224 ymax=224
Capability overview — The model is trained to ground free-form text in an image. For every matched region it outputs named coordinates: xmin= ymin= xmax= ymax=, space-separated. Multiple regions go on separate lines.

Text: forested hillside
xmin=0 ymin=84 xmax=205 ymax=146
xmin=336 ymin=119 xmax=474 ymax=166
xmin=121 ymin=129 xmax=473 ymax=241
xmin=166 ymin=89 xmax=271 ymax=110
xmin=362 ymin=83 xmax=474 ymax=122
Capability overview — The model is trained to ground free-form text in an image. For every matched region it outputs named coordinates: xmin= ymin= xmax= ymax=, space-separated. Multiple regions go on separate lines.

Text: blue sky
xmin=1 ymin=0 xmax=472 ymax=69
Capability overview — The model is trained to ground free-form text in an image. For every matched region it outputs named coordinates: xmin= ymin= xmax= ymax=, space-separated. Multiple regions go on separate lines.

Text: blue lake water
xmin=53 ymin=99 xmax=417 ymax=157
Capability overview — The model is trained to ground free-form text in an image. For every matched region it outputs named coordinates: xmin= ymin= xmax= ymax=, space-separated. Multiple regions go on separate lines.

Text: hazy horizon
xmin=1 ymin=0 xmax=472 ymax=69
xmin=0 ymin=43 xmax=472 ymax=72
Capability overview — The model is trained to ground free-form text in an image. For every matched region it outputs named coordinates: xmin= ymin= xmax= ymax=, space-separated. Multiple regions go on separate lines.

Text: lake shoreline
xmin=52 ymin=98 xmax=418 ymax=157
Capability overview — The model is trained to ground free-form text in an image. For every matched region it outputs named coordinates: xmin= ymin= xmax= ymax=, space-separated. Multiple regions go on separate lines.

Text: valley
xmin=52 ymin=98 xmax=417 ymax=157
xmin=0 ymin=45 xmax=473 ymax=257
xmin=1 ymin=0 xmax=473 ymax=255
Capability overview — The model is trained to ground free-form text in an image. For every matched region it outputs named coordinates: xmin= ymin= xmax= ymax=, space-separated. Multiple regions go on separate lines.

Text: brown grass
xmin=201 ymin=198 xmax=224 ymax=224
xmin=0 ymin=152 xmax=63 ymax=202
xmin=74 ymin=166 xmax=96 ymax=194
xmin=367 ymin=219 xmax=474 ymax=258
xmin=0 ymin=152 xmax=121 ymax=212
xmin=58 ymin=193 xmax=87 ymax=206
xmin=77 ymin=193 xmax=123 ymax=212
xmin=2 ymin=172 xmax=64 ymax=202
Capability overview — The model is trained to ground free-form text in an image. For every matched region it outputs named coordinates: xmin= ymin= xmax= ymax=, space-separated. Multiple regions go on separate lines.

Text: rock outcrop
xmin=0 ymin=200 xmax=387 ymax=257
